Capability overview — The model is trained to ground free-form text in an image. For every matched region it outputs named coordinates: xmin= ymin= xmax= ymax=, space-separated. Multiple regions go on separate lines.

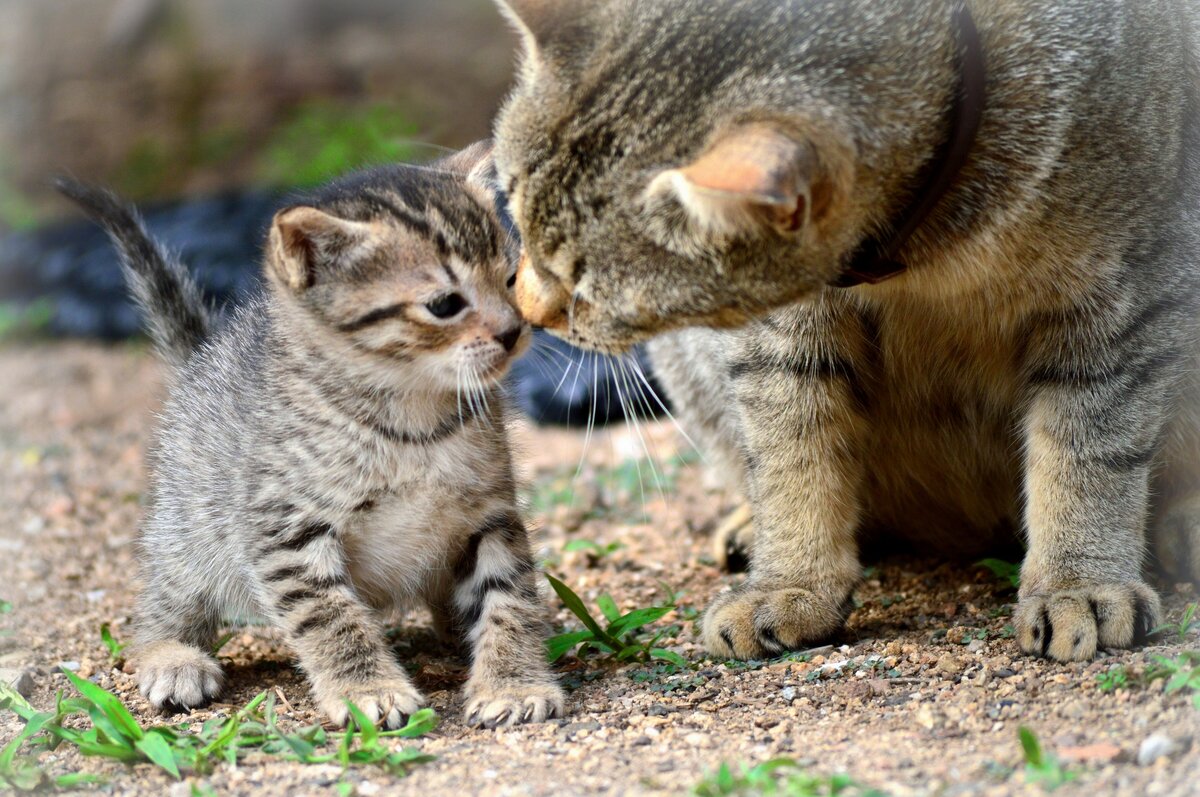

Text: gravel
xmin=2 ymin=342 xmax=1199 ymax=796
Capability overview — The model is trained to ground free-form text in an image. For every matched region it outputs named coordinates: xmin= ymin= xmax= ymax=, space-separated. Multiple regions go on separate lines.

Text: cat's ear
xmin=496 ymin=0 xmax=598 ymax=65
xmin=646 ymin=125 xmax=822 ymax=240
xmin=268 ymin=206 xmax=372 ymax=292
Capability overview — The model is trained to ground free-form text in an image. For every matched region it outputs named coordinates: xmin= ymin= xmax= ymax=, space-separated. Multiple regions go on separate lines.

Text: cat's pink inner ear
xmin=681 ymin=126 xmax=810 ymax=204
xmin=678 ymin=125 xmax=815 ymax=233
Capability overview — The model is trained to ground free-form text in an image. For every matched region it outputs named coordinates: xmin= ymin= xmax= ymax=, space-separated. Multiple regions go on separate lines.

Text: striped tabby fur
xmin=493 ymin=0 xmax=1200 ymax=662
xmin=56 ymin=144 xmax=565 ymax=729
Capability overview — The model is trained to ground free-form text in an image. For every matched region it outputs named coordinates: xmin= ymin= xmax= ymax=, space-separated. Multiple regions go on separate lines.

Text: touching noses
xmin=496 ymin=326 xmax=522 ymax=352
xmin=514 ymin=253 xmax=569 ymax=331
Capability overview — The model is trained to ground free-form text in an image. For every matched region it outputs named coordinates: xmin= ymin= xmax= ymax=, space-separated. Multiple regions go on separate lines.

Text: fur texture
xmin=492 ymin=0 xmax=1200 ymax=662
xmin=58 ymin=146 xmax=565 ymax=728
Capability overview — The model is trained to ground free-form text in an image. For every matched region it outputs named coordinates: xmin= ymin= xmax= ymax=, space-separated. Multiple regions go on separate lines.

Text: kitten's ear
xmin=268 ymin=206 xmax=371 ymax=292
xmin=440 ymin=140 xmax=498 ymax=193
xmin=646 ymin=125 xmax=822 ymax=240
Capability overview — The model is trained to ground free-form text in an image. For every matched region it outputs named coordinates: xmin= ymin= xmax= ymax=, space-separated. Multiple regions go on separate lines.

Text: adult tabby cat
xmin=491 ymin=0 xmax=1200 ymax=662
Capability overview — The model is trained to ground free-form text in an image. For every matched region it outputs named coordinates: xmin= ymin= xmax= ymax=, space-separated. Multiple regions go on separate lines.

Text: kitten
xmin=55 ymin=144 xmax=565 ymax=728
xmin=491 ymin=0 xmax=1200 ymax=662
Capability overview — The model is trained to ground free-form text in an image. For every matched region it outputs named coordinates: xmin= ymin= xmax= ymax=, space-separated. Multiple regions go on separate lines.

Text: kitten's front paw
xmin=136 ymin=641 xmax=223 ymax=710
xmin=702 ymin=581 xmax=852 ymax=659
xmin=463 ymin=682 xmax=565 ymax=728
xmin=712 ymin=503 xmax=754 ymax=574
xmin=319 ymin=677 xmax=426 ymax=730
xmin=1014 ymin=582 xmax=1160 ymax=661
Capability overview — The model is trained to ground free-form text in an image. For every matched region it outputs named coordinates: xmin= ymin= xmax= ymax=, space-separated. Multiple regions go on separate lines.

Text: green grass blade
xmin=596 ymin=594 xmax=621 ymax=623
xmin=134 ymin=733 xmax=181 ymax=779
xmin=546 ymin=574 xmax=620 ymax=647
xmin=62 ymin=669 xmax=143 ymax=743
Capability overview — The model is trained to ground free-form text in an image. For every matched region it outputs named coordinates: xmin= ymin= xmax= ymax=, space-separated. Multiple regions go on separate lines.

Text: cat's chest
xmin=341 ymin=430 xmax=509 ymax=609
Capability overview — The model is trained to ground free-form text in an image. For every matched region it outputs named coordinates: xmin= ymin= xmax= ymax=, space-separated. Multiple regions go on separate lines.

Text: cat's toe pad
xmin=320 ymin=678 xmax=426 ymax=730
xmin=702 ymin=583 xmax=851 ymax=660
xmin=463 ymin=682 xmax=565 ymax=728
xmin=1014 ymin=582 xmax=1160 ymax=661
xmin=136 ymin=641 xmax=223 ymax=710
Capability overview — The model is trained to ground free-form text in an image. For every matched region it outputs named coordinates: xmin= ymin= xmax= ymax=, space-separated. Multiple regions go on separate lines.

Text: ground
xmin=1 ymin=342 xmax=1198 ymax=797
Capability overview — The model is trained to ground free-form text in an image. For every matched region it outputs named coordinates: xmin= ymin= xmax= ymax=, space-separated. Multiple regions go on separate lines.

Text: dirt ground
xmin=2 ymin=342 xmax=1199 ymax=796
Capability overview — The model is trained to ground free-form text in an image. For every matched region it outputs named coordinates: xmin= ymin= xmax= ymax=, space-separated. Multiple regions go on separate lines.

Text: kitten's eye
xmin=506 ymin=273 xmax=517 ymax=289
xmin=425 ymin=293 xmax=467 ymax=319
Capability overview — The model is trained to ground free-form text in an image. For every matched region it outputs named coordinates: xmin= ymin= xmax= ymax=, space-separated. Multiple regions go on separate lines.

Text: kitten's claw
xmin=1014 ymin=582 xmax=1160 ymax=661
xmin=319 ymin=677 xmax=425 ymax=730
xmin=136 ymin=640 xmax=224 ymax=710
xmin=463 ymin=683 xmax=565 ymax=728
xmin=702 ymin=582 xmax=852 ymax=660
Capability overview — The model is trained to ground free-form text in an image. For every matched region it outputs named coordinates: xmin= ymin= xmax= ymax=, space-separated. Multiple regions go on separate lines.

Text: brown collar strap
xmin=832 ymin=2 xmax=986 ymax=288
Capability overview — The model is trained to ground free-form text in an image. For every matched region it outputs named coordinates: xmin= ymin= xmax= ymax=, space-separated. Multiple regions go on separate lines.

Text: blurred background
xmin=0 ymin=0 xmax=655 ymax=423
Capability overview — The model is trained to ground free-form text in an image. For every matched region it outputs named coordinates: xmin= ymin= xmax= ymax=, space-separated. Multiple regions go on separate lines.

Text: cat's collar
xmin=832 ymin=2 xmax=986 ymax=289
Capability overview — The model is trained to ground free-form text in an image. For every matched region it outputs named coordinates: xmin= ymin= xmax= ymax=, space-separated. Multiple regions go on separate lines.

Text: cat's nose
xmin=496 ymin=326 xmax=523 ymax=352
xmin=515 ymin=253 xmax=569 ymax=331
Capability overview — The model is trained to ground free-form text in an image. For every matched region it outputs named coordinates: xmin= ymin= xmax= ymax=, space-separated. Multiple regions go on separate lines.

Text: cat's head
xmin=492 ymin=0 xmax=947 ymax=351
xmin=265 ymin=143 xmax=528 ymax=393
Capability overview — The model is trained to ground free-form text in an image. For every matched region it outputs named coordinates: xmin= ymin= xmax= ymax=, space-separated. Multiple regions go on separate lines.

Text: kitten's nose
xmin=496 ymin=326 xmax=523 ymax=352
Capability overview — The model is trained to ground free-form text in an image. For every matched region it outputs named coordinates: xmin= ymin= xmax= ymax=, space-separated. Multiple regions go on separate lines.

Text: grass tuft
xmin=0 ymin=670 xmax=437 ymax=790
xmin=544 ymin=574 xmax=688 ymax=668
xmin=692 ymin=758 xmax=886 ymax=796
xmin=1019 ymin=726 xmax=1076 ymax=790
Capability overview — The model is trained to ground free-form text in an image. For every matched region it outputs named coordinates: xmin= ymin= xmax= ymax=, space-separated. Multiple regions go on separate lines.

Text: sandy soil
xmin=1 ymin=342 xmax=1198 ymax=796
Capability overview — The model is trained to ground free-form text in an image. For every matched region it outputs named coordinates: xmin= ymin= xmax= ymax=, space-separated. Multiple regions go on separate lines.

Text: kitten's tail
xmin=54 ymin=178 xmax=211 ymax=365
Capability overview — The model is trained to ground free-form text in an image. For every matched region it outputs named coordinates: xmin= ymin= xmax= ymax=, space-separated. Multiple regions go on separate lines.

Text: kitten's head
xmin=265 ymin=142 xmax=528 ymax=393
xmin=492 ymin=0 xmax=947 ymax=351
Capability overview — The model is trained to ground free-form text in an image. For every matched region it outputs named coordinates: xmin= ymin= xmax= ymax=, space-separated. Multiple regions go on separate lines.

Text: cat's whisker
xmin=627 ymin=355 xmax=709 ymax=467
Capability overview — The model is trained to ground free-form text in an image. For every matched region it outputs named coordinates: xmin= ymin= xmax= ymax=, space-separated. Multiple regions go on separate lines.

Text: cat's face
xmin=492 ymin=0 xmax=931 ymax=352
xmin=266 ymin=155 xmax=528 ymax=394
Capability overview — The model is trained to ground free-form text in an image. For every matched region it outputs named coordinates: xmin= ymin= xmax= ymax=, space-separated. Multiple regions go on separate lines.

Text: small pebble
xmin=781 ymin=686 xmax=797 ymax=702
xmin=58 ymin=660 xmax=80 ymax=672
xmin=1137 ymin=733 xmax=1179 ymax=766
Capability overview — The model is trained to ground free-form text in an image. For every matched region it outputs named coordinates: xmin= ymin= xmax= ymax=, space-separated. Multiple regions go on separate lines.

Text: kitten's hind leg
xmin=452 ymin=510 xmax=565 ymax=728
xmin=131 ymin=584 xmax=224 ymax=710
xmin=257 ymin=522 xmax=423 ymax=730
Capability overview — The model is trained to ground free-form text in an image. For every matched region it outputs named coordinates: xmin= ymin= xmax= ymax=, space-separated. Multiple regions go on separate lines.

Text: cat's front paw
xmin=1014 ymin=582 xmax=1160 ymax=661
xmin=318 ymin=676 xmax=426 ymax=730
xmin=712 ymin=503 xmax=754 ymax=574
xmin=702 ymin=581 xmax=852 ymax=659
xmin=136 ymin=640 xmax=223 ymax=710
xmin=463 ymin=681 xmax=565 ymax=728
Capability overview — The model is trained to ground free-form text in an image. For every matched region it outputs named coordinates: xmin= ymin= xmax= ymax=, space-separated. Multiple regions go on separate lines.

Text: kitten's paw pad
xmin=1155 ymin=496 xmax=1200 ymax=583
xmin=712 ymin=504 xmax=754 ymax=574
xmin=464 ymin=683 xmax=565 ymax=728
xmin=136 ymin=642 xmax=223 ymax=710
xmin=1015 ymin=582 xmax=1161 ymax=661
xmin=320 ymin=679 xmax=426 ymax=730
xmin=702 ymin=583 xmax=851 ymax=660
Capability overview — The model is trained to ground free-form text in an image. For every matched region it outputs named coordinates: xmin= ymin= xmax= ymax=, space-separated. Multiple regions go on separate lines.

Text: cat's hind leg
xmin=712 ymin=503 xmax=754 ymax=573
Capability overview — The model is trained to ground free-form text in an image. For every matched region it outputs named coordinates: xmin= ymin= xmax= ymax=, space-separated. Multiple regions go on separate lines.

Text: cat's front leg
xmin=451 ymin=509 xmax=565 ymax=728
xmin=1015 ymin=301 xmax=1179 ymax=661
xmin=702 ymin=301 xmax=872 ymax=659
xmin=258 ymin=520 xmax=424 ymax=729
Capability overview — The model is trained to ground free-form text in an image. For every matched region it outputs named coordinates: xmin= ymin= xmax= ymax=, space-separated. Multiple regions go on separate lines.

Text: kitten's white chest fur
xmin=342 ymin=426 xmax=504 ymax=614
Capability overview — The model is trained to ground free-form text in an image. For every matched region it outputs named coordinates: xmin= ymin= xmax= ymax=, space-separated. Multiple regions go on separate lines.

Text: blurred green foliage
xmin=259 ymin=102 xmax=422 ymax=188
